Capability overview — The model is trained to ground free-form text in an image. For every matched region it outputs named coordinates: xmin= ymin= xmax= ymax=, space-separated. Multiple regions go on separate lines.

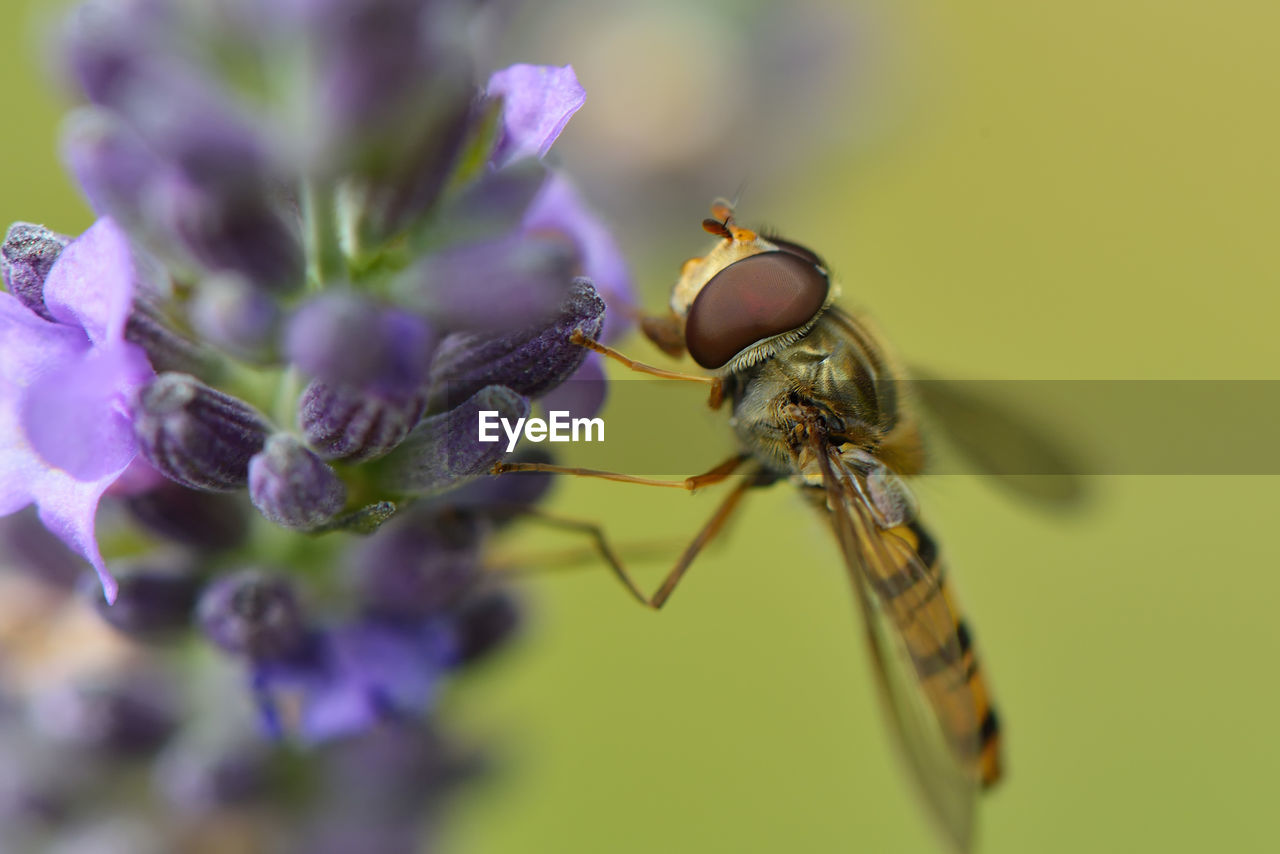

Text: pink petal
xmin=42 ymin=217 xmax=136 ymax=346
xmin=487 ymin=64 xmax=586 ymax=167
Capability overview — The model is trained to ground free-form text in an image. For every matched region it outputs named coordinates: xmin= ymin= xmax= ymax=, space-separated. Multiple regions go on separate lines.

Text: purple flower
xmin=487 ymin=64 xmax=586 ymax=168
xmin=285 ymin=295 xmax=436 ymax=391
xmin=523 ymin=171 xmax=635 ymax=342
xmin=0 ymin=218 xmax=153 ymax=602
xmin=426 ymin=278 xmax=605 ymax=412
xmin=253 ymin=620 xmax=454 ymax=744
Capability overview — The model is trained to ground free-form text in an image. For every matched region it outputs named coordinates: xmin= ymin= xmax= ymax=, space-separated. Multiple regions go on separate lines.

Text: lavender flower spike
xmin=0 ymin=217 xmax=154 ymax=602
xmin=487 ymin=64 xmax=586 ymax=168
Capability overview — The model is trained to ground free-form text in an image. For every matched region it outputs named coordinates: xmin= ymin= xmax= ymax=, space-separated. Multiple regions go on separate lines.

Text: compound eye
xmin=767 ymin=237 xmax=825 ymax=270
xmin=685 ymin=251 xmax=829 ymax=369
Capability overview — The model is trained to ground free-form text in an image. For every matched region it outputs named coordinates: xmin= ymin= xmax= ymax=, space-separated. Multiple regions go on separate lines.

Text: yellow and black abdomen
xmin=877 ymin=519 xmax=1003 ymax=788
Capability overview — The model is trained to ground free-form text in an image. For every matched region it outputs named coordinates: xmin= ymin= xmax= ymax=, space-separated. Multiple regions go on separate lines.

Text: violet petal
xmin=41 ymin=216 xmax=136 ymax=346
xmin=486 ymin=64 xmax=585 ymax=167
xmin=20 ymin=342 xmax=151 ymax=481
xmin=523 ymin=172 xmax=635 ymax=342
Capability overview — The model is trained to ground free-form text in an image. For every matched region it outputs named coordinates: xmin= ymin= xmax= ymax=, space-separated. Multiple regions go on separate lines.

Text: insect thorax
xmin=726 ymin=308 xmax=901 ymax=477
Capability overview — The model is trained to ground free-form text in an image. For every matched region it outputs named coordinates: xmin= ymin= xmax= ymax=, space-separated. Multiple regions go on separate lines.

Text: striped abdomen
xmin=875 ymin=519 xmax=1003 ymax=787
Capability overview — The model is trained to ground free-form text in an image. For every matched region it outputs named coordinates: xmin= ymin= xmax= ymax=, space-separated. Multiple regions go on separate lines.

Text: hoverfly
xmin=498 ymin=201 xmax=1003 ymax=851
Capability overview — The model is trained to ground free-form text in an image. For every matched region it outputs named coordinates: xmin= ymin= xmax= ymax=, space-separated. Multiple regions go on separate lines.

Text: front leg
xmin=569 ymin=328 xmax=724 ymax=410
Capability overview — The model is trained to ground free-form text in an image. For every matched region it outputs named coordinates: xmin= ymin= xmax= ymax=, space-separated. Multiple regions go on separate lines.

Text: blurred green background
xmin=4 ymin=1 xmax=1279 ymax=852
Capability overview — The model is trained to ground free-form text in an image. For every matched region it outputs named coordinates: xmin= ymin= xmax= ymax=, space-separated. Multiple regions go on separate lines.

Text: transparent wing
xmin=910 ymin=368 xmax=1089 ymax=509
xmin=812 ymin=442 xmax=990 ymax=853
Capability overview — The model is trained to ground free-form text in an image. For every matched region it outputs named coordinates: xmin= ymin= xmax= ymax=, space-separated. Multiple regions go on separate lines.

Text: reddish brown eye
xmin=767 ymin=237 xmax=825 ymax=269
xmin=685 ymin=251 xmax=829 ymax=369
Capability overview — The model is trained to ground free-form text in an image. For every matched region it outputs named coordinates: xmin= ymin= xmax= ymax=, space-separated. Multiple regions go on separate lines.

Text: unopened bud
xmin=124 ymin=481 xmax=251 ymax=551
xmin=249 ymin=434 xmax=347 ymax=531
xmin=298 ymin=380 xmax=427 ymax=463
xmin=285 ymin=295 xmax=435 ymax=390
xmin=132 ymin=373 xmax=272 ymax=491
xmin=1 ymin=222 xmax=69 ymax=320
xmin=382 ymin=385 xmax=529 ymax=494
xmin=187 ymin=274 xmax=281 ymax=362
xmin=88 ymin=565 xmax=200 ymax=641
xmin=125 ymin=298 xmax=222 ymax=379
xmin=451 ymin=590 xmax=521 ymax=665
xmin=427 ymin=277 xmax=604 ymax=412
xmin=197 ymin=570 xmax=307 ymax=662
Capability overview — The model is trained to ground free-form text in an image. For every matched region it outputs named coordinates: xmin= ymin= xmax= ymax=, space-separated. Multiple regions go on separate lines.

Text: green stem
xmin=272 ymin=365 xmax=304 ymax=433
xmin=302 ymin=178 xmax=346 ymax=290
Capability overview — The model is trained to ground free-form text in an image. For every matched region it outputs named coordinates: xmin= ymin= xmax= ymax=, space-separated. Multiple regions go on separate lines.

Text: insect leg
xmin=491 ymin=453 xmax=749 ymax=493
xmin=569 ymin=328 xmax=724 ymax=409
xmin=511 ymin=472 xmax=761 ymax=610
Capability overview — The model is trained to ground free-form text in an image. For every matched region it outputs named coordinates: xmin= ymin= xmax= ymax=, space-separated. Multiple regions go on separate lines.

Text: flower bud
xmin=62 ymin=0 xmax=161 ymax=108
xmin=61 ymin=107 xmax=161 ymax=234
xmin=187 ymin=273 xmax=281 ymax=362
xmin=450 ymin=590 xmax=520 ymax=665
xmin=355 ymin=89 xmax=475 ymax=243
xmin=538 ymin=350 xmax=608 ymax=419
xmin=427 ymin=277 xmax=604 ymax=412
xmin=431 ymin=447 xmax=556 ymax=517
xmin=297 ymin=380 xmax=427 ymax=463
xmin=350 ymin=512 xmax=483 ymax=620
xmin=132 ymin=372 xmax=273 ymax=491
xmin=124 ymin=480 xmax=252 ymax=551
xmin=87 ymin=564 xmax=200 ymax=641
xmin=197 ymin=570 xmax=307 ymax=662
xmin=1 ymin=222 xmax=69 ymax=320
xmin=160 ymin=180 xmax=305 ymax=293
xmin=382 ymin=385 xmax=529 ymax=494
xmin=249 ymin=434 xmax=347 ymax=531
xmin=125 ymin=297 xmax=222 ymax=379
xmin=403 ymin=232 xmax=577 ymax=332
xmin=285 ymin=295 xmax=435 ymax=390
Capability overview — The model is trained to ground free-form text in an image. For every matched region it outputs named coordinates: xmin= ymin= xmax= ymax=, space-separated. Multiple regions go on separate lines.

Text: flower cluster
xmin=0 ymin=0 xmax=631 ymax=848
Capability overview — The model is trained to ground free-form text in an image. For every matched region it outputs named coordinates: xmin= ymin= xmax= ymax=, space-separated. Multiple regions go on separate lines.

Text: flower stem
xmin=302 ymin=179 xmax=346 ymax=290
